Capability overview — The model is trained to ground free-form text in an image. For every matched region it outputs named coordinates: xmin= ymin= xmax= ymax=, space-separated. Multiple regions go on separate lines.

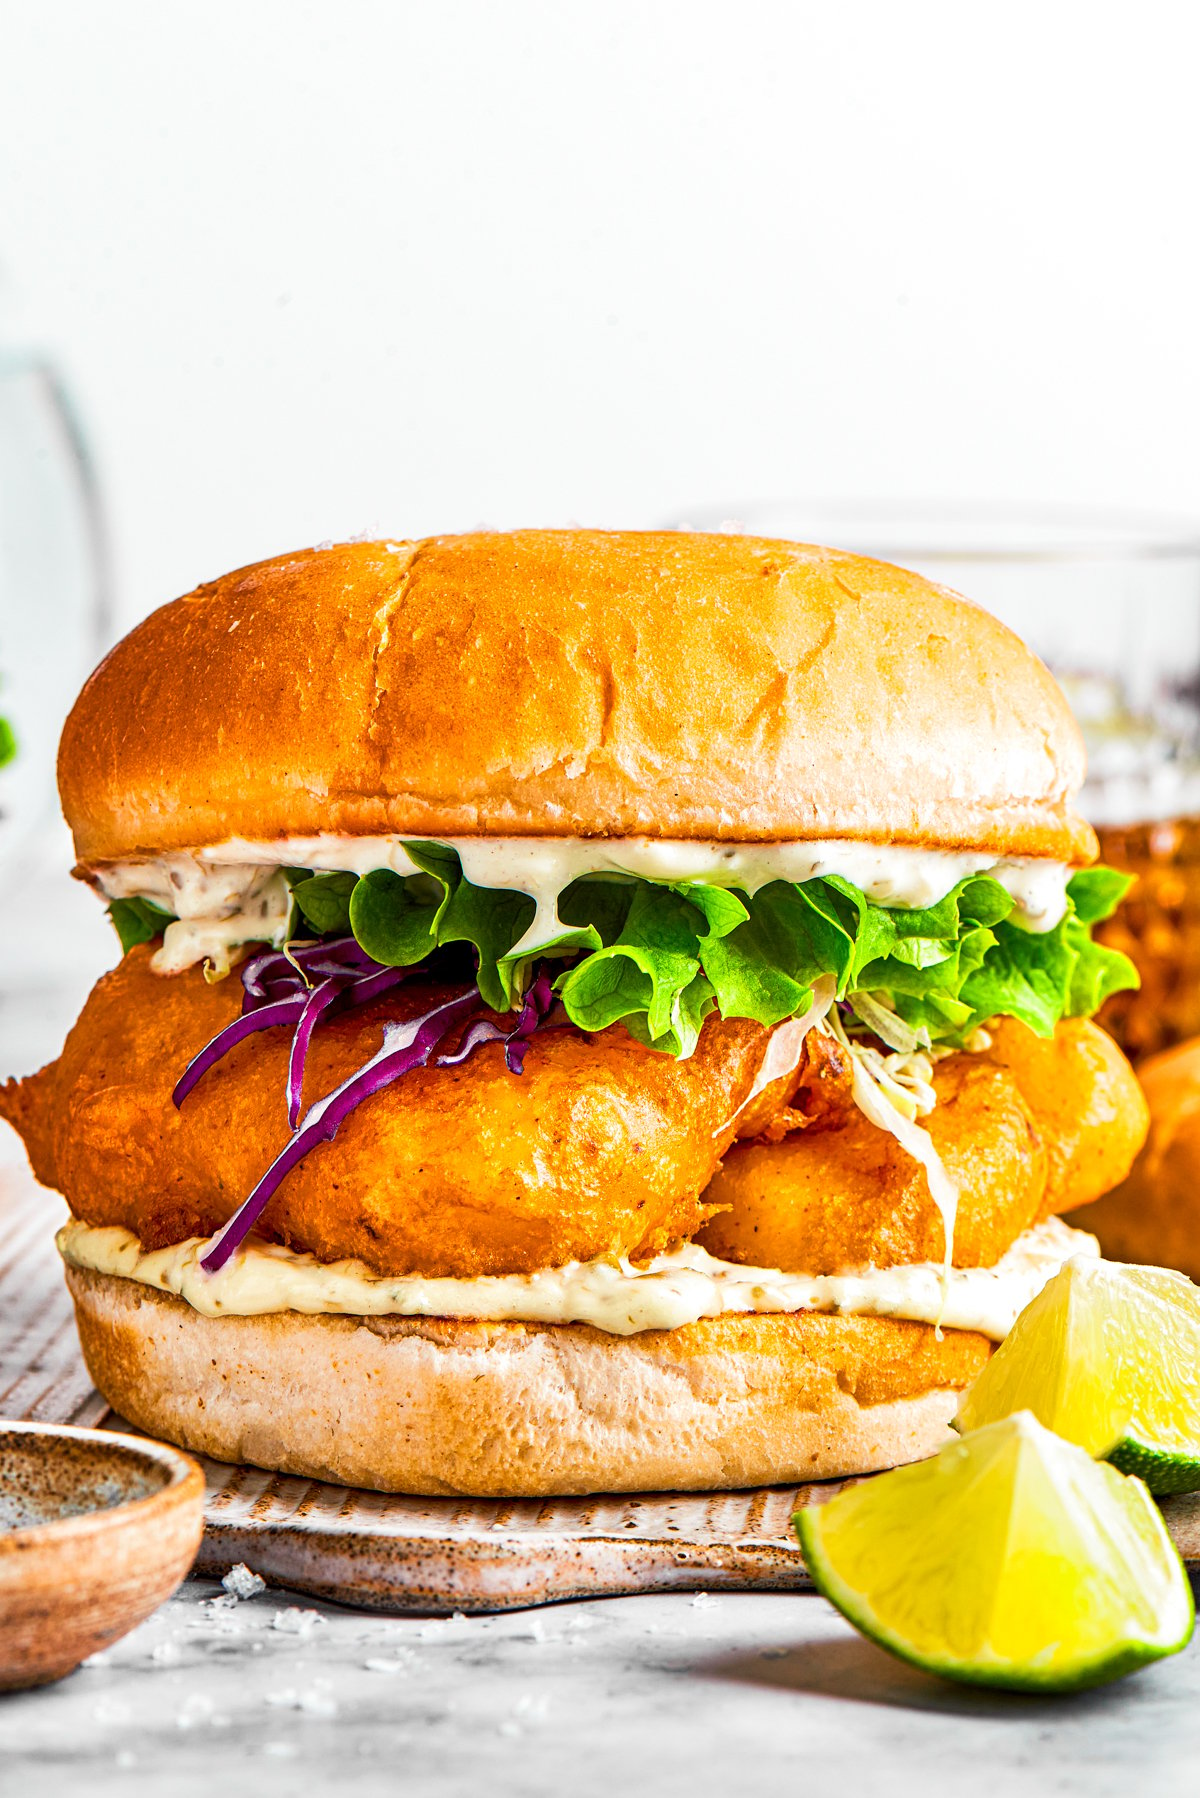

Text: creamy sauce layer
xmin=57 ymin=1216 xmax=1097 ymax=1341
xmin=93 ymin=832 xmax=1074 ymax=977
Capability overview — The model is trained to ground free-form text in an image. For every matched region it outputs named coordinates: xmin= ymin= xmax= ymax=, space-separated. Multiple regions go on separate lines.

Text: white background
xmin=3 ymin=1 xmax=1200 ymax=633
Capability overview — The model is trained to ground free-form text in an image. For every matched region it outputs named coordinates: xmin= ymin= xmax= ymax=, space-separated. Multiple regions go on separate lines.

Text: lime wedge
xmin=795 ymin=1413 xmax=1193 ymax=1692
xmin=957 ymin=1258 xmax=1200 ymax=1494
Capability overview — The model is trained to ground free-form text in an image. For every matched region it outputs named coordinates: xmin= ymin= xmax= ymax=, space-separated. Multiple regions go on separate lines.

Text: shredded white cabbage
xmin=716 ymin=977 xmax=837 ymax=1138
xmin=824 ymin=1006 xmax=960 ymax=1282
xmin=846 ymin=990 xmax=930 ymax=1055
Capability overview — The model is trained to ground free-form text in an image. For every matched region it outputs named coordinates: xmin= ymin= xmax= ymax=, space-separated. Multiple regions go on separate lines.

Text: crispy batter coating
xmin=0 ymin=948 xmax=779 ymax=1278
xmin=699 ymin=1053 xmax=1048 ymax=1272
xmin=980 ymin=1017 xmax=1148 ymax=1216
xmin=699 ymin=1017 xmax=1147 ymax=1275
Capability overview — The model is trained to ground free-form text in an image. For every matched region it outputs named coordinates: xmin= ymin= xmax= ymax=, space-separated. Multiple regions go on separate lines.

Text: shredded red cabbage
xmin=239 ymin=938 xmax=378 ymax=1008
xmin=199 ymin=986 xmax=484 ymax=1271
xmin=172 ymin=994 xmax=308 ymax=1108
xmin=286 ymin=974 xmax=356 ymax=1128
xmin=434 ymin=969 xmax=555 ymax=1074
xmin=172 ymin=937 xmax=406 ymax=1114
xmin=177 ymin=940 xmax=563 ymax=1274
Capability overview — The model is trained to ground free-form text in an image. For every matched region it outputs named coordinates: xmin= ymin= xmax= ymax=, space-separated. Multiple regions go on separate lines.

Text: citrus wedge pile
xmin=795 ymin=1412 xmax=1193 ymax=1692
xmin=957 ymin=1258 xmax=1200 ymax=1494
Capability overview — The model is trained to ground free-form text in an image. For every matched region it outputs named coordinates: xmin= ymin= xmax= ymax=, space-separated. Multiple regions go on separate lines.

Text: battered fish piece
xmin=699 ymin=1052 xmax=1048 ymax=1273
xmin=698 ymin=1016 xmax=1147 ymax=1275
xmin=0 ymin=948 xmax=780 ymax=1279
xmin=980 ymin=1016 xmax=1148 ymax=1216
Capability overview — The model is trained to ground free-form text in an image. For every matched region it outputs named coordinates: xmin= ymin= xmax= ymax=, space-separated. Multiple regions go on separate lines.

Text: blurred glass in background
xmin=0 ymin=298 xmax=114 ymax=1079
xmin=0 ymin=346 xmax=109 ymax=885
xmin=683 ymin=503 xmax=1200 ymax=1061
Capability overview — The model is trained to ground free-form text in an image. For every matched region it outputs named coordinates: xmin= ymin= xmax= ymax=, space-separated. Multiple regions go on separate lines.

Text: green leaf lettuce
xmin=112 ymin=849 xmax=1140 ymax=1058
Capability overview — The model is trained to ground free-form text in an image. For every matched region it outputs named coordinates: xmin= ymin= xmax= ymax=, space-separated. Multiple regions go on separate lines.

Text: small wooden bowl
xmin=0 ymin=1420 xmax=205 ymax=1689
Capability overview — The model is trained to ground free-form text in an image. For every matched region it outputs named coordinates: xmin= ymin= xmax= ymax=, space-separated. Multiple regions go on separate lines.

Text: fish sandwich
xmin=0 ymin=530 xmax=1149 ymax=1495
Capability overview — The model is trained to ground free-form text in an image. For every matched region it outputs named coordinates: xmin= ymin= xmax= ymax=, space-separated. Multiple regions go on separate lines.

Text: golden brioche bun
xmin=60 ymin=530 xmax=1095 ymax=865
xmin=1068 ymin=1036 xmax=1200 ymax=1282
xmin=65 ymin=1265 xmax=988 ymax=1496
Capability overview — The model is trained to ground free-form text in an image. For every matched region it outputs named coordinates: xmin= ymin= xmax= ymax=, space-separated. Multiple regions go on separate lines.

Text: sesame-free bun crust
xmin=60 ymin=531 xmax=1095 ymax=866
xmin=64 ymin=1265 xmax=987 ymax=1496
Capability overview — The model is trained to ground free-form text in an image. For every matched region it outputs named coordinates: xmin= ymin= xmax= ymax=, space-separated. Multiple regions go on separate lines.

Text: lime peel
xmin=794 ymin=1412 xmax=1194 ymax=1693
xmin=957 ymin=1257 xmax=1200 ymax=1494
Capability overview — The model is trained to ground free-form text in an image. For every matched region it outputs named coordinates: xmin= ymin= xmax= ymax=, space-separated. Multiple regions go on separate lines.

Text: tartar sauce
xmin=58 ymin=1216 xmax=1097 ymax=1341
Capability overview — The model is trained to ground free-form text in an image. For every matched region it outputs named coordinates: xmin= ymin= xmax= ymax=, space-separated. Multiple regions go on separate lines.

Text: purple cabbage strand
xmin=177 ymin=936 xmax=563 ymax=1273
xmin=200 ymin=986 xmax=485 ymax=1271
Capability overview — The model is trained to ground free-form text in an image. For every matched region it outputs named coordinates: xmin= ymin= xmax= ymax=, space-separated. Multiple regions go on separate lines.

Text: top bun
xmin=60 ymin=530 xmax=1095 ymax=865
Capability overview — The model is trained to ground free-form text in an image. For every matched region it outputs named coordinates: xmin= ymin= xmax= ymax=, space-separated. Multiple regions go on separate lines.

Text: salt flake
xmin=222 ymin=1563 xmax=266 ymax=1601
xmin=272 ymin=1606 xmax=324 ymax=1637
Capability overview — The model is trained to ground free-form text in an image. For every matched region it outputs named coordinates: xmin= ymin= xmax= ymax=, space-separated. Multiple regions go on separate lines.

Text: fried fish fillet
xmin=980 ymin=1016 xmax=1149 ymax=1216
xmin=698 ymin=1017 xmax=1147 ymax=1274
xmin=0 ymin=948 xmax=782 ymax=1278
xmin=699 ymin=1054 xmax=1048 ymax=1273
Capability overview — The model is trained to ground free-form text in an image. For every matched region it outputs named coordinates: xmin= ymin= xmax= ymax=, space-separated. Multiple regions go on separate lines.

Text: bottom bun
xmin=65 ymin=1265 xmax=991 ymax=1496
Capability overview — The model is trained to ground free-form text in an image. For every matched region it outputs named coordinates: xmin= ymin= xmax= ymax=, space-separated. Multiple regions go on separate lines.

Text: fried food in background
xmin=701 ymin=1018 xmax=1146 ymax=1275
xmin=1094 ymin=816 xmax=1200 ymax=1061
xmin=0 ymin=947 xmax=784 ymax=1279
xmin=1068 ymin=1035 xmax=1200 ymax=1283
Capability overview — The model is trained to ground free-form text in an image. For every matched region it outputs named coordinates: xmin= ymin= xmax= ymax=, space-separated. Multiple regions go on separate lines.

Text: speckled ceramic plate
xmin=2 ymin=1165 xmax=1198 ymax=1613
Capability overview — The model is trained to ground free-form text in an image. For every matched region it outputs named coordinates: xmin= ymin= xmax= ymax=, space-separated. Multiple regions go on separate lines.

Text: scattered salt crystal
xmin=272 ymin=1607 xmax=324 ymax=1637
xmin=82 ymin=1650 xmax=112 ymax=1669
xmin=265 ymin=1684 xmax=337 ymax=1718
xmin=222 ymin=1563 xmax=266 ymax=1600
xmin=418 ymin=1609 xmax=471 ymax=1639
xmin=524 ymin=1618 xmax=547 ymax=1642
xmin=313 ymin=540 xmax=335 ymax=552
xmin=690 ymin=1592 xmax=717 ymax=1610
xmin=363 ymin=1657 xmax=409 ymax=1675
xmin=176 ymin=1693 xmax=214 ymax=1730
xmin=262 ymin=1743 xmax=298 ymax=1759
xmin=151 ymin=1641 xmax=182 ymax=1664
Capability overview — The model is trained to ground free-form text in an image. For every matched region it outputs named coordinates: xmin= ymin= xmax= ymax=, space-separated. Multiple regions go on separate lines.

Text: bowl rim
xmin=0 ymin=1419 xmax=204 ymax=1555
